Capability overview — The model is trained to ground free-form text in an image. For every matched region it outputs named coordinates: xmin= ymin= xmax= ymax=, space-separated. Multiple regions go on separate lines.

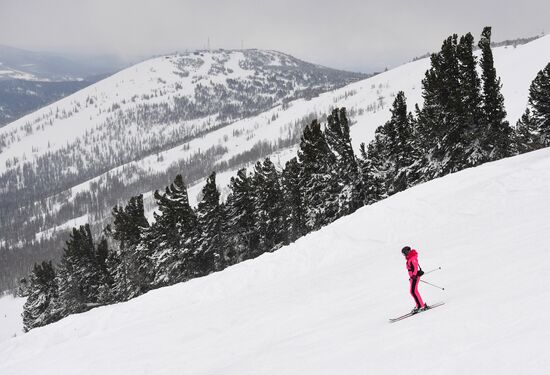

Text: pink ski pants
xmin=410 ymin=277 xmax=425 ymax=308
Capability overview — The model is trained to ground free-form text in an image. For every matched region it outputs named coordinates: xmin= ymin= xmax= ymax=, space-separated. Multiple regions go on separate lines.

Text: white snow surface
xmin=0 ymin=295 xmax=25 ymax=342
xmin=2 ymin=147 xmax=550 ymax=374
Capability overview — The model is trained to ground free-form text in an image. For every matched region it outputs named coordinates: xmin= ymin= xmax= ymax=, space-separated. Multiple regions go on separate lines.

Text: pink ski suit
xmin=405 ymin=249 xmax=425 ymax=308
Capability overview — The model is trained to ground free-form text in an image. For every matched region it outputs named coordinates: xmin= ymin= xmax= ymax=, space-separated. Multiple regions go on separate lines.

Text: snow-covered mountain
xmin=2 ymin=142 xmax=550 ymax=374
xmin=0 ymin=49 xmax=365 ymax=171
xmin=1 ymin=36 xmax=549 ymax=292
xmin=0 ymin=49 xmax=366 ymax=257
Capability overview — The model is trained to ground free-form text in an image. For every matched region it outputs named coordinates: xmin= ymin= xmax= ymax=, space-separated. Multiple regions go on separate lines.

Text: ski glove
xmin=417 ymin=269 xmax=424 ymax=277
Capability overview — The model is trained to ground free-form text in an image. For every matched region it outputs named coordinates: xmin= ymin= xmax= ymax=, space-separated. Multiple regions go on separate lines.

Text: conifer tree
xmin=225 ymin=168 xmax=257 ymax=263
xmin=107 ymin=194 xmax=150 ymax=301
xmin=147 ymin=175 xmax=197 ymax=287
xmin=367 ymin=92 xmax=416 ymax=194
xmin=416 ymin=44 xmax=449 ymax=178
xmin=282 ymin=157 xmax=307 ymax=242
xmin=251 ymin=158 xmax=287 ymax=254
xmin=195 ymin=172 xmax=226 ymax=274
xmin=55 ymin=224 xmax=108 ymax=315
xmin=478 ymin=26 xmax=512 ymax=160
xmin=416 ymin=32 xmax=495 ymax=177
xmin=298 ymin=120 xmax=339 ymax=230
xmin=513 ymin=108 xmax=541 ymax=154
xmin=358 ymin=143 xmax=385 ymax=204
xmin=95 ymin=237 xmax=112 ymax=303
xmin=22 ymin=261 xmax=59 ymax=331
xmin=389 ymin=92 xmax=417 ymax=192
xmin=324 ymin=108 xmax=362 ymax=214
xmin=434 ymin=34 xmax=469 ymax=174
xmin=527 ymin=62 xmax=550 ymax=146
xmin=457 ymin=32 xmax=484 ymax=165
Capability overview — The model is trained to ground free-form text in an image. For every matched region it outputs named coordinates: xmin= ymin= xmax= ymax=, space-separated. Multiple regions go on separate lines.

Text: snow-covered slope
xmin=0 ymin=295 xmax=25 ymax=342
xmin=0 ymin=49 xmax=366 ymax=254
xmin=2 ymin=145 xmax=550 ymax=374
xmin=0 ymin=49 xmax=364 ymax=171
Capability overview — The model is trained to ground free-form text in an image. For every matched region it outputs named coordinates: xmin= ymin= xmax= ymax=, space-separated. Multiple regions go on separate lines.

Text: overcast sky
xmin=1 ymin=0 xmax=549 ymax=73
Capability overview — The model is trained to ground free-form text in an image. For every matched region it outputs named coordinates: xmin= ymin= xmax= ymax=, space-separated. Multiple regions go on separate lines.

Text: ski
xmin=389 ymin=302 xmax=445 ymax=323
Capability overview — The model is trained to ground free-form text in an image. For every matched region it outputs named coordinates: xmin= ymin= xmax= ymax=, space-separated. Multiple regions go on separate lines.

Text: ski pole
xmin=424 ymin=266 xmax=442 ymax=275
xmin=420 ymin=279 xmax=445 ymax=290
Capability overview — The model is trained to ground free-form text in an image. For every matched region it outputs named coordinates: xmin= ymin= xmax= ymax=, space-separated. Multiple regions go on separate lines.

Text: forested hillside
xmin=0 ymin=49 xmax=367 ymax=291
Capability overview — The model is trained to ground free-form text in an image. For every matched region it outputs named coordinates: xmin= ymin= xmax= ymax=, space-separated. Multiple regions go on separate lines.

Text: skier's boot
xmin=421 ymin=303 xmax=430 ymax=311
xmin=411 ymin=306 xmax=420 ymax=314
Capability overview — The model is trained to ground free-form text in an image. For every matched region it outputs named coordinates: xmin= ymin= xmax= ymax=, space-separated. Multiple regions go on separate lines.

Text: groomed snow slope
xmin=2 ymin=148 xmax=550 ymax=374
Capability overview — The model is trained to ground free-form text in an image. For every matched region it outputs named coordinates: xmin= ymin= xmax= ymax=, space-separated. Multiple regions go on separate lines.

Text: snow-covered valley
xmin=2 ymin=143 xmax=550 ymax=374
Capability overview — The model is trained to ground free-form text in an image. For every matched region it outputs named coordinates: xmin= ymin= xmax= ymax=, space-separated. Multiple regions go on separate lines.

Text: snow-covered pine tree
xmin=146 ymin=175 xmax=198 ymax=287
xmin=415 ymin=32 xmax=494 ymax=178
xmin=251 ymin=158 xmax=287 ymax=255
xmin=282 ymin=157 xmax=307 ymax=242
xmin=457 ymin=32 xmax=484 ymax=165
xmin=415 ymin=48 xmax=449 ymax=179
xmin=324 ymin=108 xmax=362 ymax=215
xmin=388 ymin=92 xmax=417 ymax=193
xmin=22 ymin=261 xmax=59 ymax=331
xmin=194 ymin=172 xmax=226 ymax=274
xmin=298 ymin=120 xmax=339 ymax=230
xmin=95 ymin=237 xmax=112 ymax=303
xmin=432 ymin=34 xmax=469 ymax=175
xmin=107 ymin=194 xmax=150 ymax=301
xmin=225 ymin=168 xmax=257 ymax=263
xmin=527 ymin=62 xmax=550 ymax=146
xmin=365 ymin=92 xmax=416 ymax=195
xmin=513 ymin=108 xmax=541 ymax=154
xmin=358 ymin=142 xmax=385 ymax=205
xmin=55 ymin=224 xmax=109 ymax=316
xmin=478 ymin=26 xmax=513 ymax=160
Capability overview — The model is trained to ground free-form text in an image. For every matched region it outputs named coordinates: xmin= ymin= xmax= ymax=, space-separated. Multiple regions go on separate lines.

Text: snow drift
xmin=1 ymin=144 xmax=550 ymax=374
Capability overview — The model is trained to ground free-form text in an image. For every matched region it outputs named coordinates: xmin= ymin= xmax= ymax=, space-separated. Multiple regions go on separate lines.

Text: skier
xmin=402 ymin=246 xmax=428 ymax=313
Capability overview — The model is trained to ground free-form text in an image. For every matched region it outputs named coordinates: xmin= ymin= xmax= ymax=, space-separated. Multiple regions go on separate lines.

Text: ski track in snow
xmin=1 ymin=147 xmax=550 ymax=374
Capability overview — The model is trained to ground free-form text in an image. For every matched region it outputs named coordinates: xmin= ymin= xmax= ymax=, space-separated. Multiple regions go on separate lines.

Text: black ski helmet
xmin=401 ymin=246 xmax=411 ymax=255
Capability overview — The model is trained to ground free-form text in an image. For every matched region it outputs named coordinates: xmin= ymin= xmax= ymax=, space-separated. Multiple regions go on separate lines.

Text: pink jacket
xmin=405 ymin=249 xmax=420 ymax=278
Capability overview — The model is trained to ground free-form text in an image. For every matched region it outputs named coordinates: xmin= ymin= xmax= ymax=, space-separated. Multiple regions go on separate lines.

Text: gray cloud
xmin=1 ymin=0 xmax=548 ymax=73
